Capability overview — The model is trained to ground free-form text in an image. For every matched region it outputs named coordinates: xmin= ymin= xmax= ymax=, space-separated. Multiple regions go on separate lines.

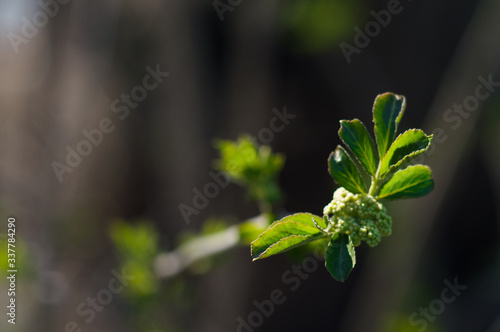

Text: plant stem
xmin=368 ymin=175 xmax=378 ymax=196
xmin=368 ymin=165 xmax=381 ymax=196
xmin=153 ymin=214 xmax=269 ymax=279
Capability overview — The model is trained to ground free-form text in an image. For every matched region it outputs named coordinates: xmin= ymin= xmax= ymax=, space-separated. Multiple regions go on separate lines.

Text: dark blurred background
xmin=0 ymin=0 xmax=500 ymax=331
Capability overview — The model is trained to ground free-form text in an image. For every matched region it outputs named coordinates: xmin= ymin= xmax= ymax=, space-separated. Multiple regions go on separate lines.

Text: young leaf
xmin=377 ymin=165 xmax=434 ymax=200
xmin=338 ymin=119 xmax=378 ymax=175
xmin=251 ymin=214 xmax=326 ymax=260
xmin=268 ymin=212 xmax=327 ymax=229
xmin=328 ymin=146 xmax=366 ymax=194
xmin=373 ymin=93 xmax=406 ymax=159
xmin=325 ymin=234 xmax=356 ymax=282
xmin=378 ymin=129 xmax=433 ymax=177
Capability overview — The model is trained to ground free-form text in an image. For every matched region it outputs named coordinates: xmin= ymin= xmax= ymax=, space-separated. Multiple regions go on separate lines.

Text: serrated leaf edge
xmin=377 ymin=165 xmax=434 ymax=200
xmin=252 ymin=234 xmax=324 ymax=261
xmin=338 ymin=119 xmax=378 ymax=176
xmin=328 ymin=147 xmax=367 ymax=194
xmin=325 ymin=234 xmax=356 ymax=282
xmin=379 ymin=129 xmax=433 ymax=178
xmin=251 ymin=220 xmax=324 ymax=260
xmin=268 ymin=212 xmax=325 ymax=228
xmin=373 ymin=93 xmax=406 ymax=159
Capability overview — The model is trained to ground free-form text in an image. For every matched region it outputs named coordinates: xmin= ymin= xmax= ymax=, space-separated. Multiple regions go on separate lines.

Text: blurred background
xmin=0 ymin=0 xmax=500 ymax=331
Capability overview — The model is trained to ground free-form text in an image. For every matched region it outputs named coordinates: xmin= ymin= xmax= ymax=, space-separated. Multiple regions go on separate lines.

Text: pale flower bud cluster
xmin=323 ymin=187 xmax=392 ymax=247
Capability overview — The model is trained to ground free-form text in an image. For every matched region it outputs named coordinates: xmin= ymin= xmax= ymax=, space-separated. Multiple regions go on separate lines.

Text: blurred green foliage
xmin=108 ymin=135 xmax=292 ymax=331
xmin=214 ymin=135 xmax=284 ymax=210
xmin=281 ymin=0 xmax=365 ymax=53
xmin=239 ymin=218 xmax=267 ymax=245
xmin=0 ymin=239 xmax=33 ymax=279
xmin=384 ymin=313 xmax=442 ymax=332
xmin=177 ymin=217 xmax=230 ymax=245
xmin=110 ymin=219 xmax=159 ymax=297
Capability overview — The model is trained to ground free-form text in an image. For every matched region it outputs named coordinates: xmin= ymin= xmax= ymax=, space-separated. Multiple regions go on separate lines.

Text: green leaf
xmin=373 ymin=92 xmax=406 ymax=159
xmin=325 ymin=234 xmax=356 ymax=282
xmin=268 ymin=212 xmax=327 ymax=229
xmin=328 ymin=146 xmax=366 ymax=194
xmin=377 ymin=165 xmax=434 ymax=200
xmin=213 ymin=135 xmax=285 ymax=205
xmin=239 ymin=220 xmax=267 ymax=245
xmin=251 ymin=213 xmax=326 ymax=260
xmin=338 ymin=119 xmax=378 ymax=175
xmin=378 ymin=129 xmax=433 ymax=177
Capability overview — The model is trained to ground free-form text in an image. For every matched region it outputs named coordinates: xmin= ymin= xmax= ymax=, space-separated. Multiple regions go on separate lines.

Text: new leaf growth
xmin=251 ymin=92 xmax=434 ymax=281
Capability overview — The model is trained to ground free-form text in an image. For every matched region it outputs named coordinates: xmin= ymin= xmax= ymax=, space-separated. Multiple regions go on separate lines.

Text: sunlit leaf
xmin=373 ymin=93 xmax=406 ymax=159
xmin=378 ymin=165 xmax=434 ymax=200
xmin=251 ymin=213 xmax=326 ymax=260
xmin=379 ymin=129 xmax=432 ymax=177
xmin=328 ymin=146 xmax=366 ymax=194
xmin=339 ymin=119 xmax=378 ymax=175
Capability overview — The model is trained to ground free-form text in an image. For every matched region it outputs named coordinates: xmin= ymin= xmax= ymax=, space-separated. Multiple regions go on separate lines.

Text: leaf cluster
xmin=331 ymin=92 xmax=433 ymax=199
xmin=214 ymin=135 xmax=284 ymax=209
xmin=251 ymin=93 xmax=435 ymax=281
